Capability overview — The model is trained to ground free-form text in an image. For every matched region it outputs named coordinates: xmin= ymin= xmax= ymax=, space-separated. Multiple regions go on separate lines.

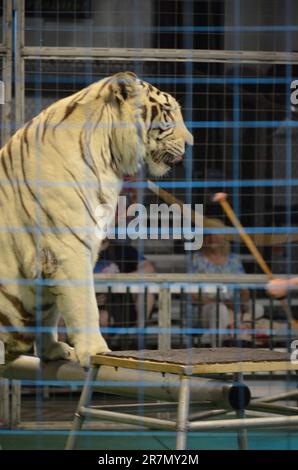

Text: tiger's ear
xmin=110 ymin=72 xmax=139 ymax=104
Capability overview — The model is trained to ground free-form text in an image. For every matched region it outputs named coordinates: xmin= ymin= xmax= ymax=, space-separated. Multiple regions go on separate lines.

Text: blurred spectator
xmin=94 ymin=240 xmax=156 ymax=333
xmin=191 ymin=219 xmax=264 ymax=346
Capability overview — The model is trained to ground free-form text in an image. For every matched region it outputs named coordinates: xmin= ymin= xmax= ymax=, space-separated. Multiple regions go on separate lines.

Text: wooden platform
xmin=91 ymin=348 xmax=298 ymax=375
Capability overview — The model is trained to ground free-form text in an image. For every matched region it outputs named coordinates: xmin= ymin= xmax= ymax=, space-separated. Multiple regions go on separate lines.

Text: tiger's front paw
xmin=74 ymin=337 xmax=111 ymax=368
xmin=42 ymin=341 xmax=75 ymax=362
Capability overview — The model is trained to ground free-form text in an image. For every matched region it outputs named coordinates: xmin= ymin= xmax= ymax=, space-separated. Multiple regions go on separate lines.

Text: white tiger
xmin=0 ymin=71 xmax=193 ymax=367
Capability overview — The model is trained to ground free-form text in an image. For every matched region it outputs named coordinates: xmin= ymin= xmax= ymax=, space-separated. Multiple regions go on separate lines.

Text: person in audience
xmin=94 ymin=239 xmax=156 ymax=334
xmin=191 ymin=218 xmax=264 ymax=346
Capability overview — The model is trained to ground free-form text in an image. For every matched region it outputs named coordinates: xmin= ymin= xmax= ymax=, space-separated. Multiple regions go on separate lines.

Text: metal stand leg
xmin=10 ymin=380 xmax=21 ymax=427
xmin=236 ymin=408 xmax=248 ymax=450
xmin=235 ymin=373 xmax=248 ymax=450
xmin=0 ymin=379 xmax=10 ymax=427
xmin=65 ymin=365 xmax=98 ymax=450
xmin=176 ymin=375 xmax=191 ymax=450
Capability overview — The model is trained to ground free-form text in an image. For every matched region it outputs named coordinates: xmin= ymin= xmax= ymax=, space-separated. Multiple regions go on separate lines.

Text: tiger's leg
xmin=49 ymin=252 xmax=110 ymax=368
xmin=0 ymin=285 xmax=35 ymax=359
xmin=38 ymin=304 xmax=75 ymax=361
xmin=54 ymin=290 xmax=110 ymax=367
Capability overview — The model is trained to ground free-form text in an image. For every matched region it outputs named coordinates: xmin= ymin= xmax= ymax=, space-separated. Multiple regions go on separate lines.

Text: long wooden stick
xmin=147 ymin=180 xmax=298 ymax=247
xmin=147 ymin=180 xmax=233 ymax=233
xmin=213 ymin=192 xmax=297 ymax=330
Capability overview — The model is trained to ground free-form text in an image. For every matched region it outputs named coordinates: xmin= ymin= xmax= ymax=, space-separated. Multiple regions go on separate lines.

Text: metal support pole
xmin=80 ymin=406 xmax=176 ymax=430
xmin=14 ymin=0 xmax=25 ymax=128
xmin=158 ymin=287 xmax=171 ymax=352
xmin=236 ymin=408 xmax=248 ymax=449
xmin=252 ymin=389 xmax=298 ymax=404
xmin=189 ymin=408 xmax=229 ymax=421
xmin=0 ymin=378 xmax=10 ymax=427
xmin=10 ymin=380 xmax=21 ymax=427
xmin=65 ymin=365 xmax=98 ymax=450
xmin=21 ymin=46 xmax=298 ymax=64
xmin=176 ymin=375 xmax=191 ymax=450
xmin=248 ymin=401 xmax=298 ymax=415
xmin=1 ymin=0 xmax=13 ymax=144
xmin=234 ymin=373 xmax=248 ymax=450
xmin=189 ymin=414 xmax=298 ymax=431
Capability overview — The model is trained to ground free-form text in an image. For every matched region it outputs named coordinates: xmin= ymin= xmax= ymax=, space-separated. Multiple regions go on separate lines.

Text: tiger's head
xmin=103 ymin=72 xmax=193 ymax=177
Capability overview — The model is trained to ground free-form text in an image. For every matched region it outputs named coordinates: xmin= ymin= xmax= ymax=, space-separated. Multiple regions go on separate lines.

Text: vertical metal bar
xmin=107 ymin=286 xmax=112 ymax=313
xmin=234 ymin=372 xmax=248 ymax=450
xmin=236 ymin=407 xmax=248 ymax=450
xmin=140 ymin=286 xmax=147 ymax=350
xmin=137 ymin=289 xmax=145 ymax=350
xmin=2 ymin=0 xmax=12 ymax=144
xmin=233 ymin=288 xmax=238 ymax=342
xmin=124 ymin=286 xmax=130 ymax=349
xmin=107 ymin=285 xmax=113 ymax=342
xmin=197 ymin=287 xmax=202 ymax=346
xmin=0 ymin=378 xmax=10 ymax=427
xmin=185 ymin=292 xmax=193 ymax=349
xmin=14 ymin=0 xmax=25 ymax=128
xmin=10 ymin=379 xmax=21 ymax=427
xmin=232 ymin=0 xmax=241 ymax=217
xmin=285 ymin=1 xmax=292 ymax=279
xmin=183 ymin=0 xmax=194 ymax=351
xmin=144 ymin=286 xmax=148 ymax=322
xmin=43 ymin=385 xmax=50 ymax=399
xmin=180 ymin=287 xmax=185 ymax=347
xmin=176 ymin=375 xmax=191 ymax=450
xmin=269 ymin=295 xmax=274 ymax=350
xmin=65 ymin=365 xmax=98 ymax=450
xmin=251 ymin=288 xmax=256 ymax=347
xmin=216 ymin=287 xmax=220 ymax=346
xmin=158 ymin=287 xmax=171 ymax=352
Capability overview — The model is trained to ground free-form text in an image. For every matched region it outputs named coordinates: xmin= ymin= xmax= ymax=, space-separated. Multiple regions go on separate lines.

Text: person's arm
xmin=267 ymin=277 xmax=298 ymax=298
xmin=137 ymin=259 xmax=155 ymax=274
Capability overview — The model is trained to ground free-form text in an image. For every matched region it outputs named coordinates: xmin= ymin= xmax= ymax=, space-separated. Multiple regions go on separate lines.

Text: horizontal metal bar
xmin=248 ymin=401 xmax=298 ymax=415
xmin=252 ymin=390 xmax=298 ymax=404
xmin=89 ymin=403 xmax=188 ymax=415
xmin=0 ymin=46 xmax=7 ymax=55
xmin=79 ymin=406 xmax=176 ymax=430
xmin=22 ymin=47 xmax=298 ymax=64
xmin=189 ymin=409 xmax=228 ymax=421
xmin=94 ymin=273 xmax=269 ymax=285
xmin=243 ymin=410 xmax=281 ymax=418
xmin=189 ymin=414 xmax=298 ymax=431
xmin=90 ymin=401 xmax=178 ymax=411
xmin=92 ymin=273 xmax=284 ymax=293
xmin=90 ymin=402 xmax=218 ymax=414
xmin=98 ymin=399 xmax=218 ymax=408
